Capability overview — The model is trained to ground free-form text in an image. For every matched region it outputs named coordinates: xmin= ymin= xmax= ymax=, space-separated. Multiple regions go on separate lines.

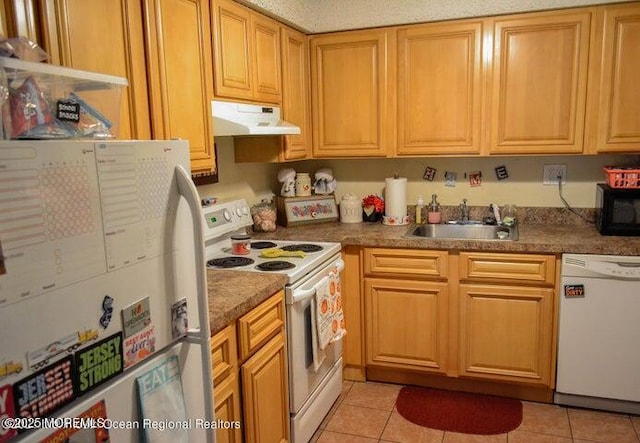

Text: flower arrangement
xmin=362 ymin=194 xmax=384 ymax=222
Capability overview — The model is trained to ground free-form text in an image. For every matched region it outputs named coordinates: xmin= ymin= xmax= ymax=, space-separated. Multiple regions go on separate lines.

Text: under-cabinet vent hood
xmin=212 ymin=100 xmax=301 ymax=136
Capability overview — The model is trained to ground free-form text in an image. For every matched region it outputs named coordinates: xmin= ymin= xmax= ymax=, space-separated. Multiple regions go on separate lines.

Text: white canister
xmin=295 ymin=173 xmax=312 ymax=196
xmin=340 ymin=194 xmax=363 ymax=223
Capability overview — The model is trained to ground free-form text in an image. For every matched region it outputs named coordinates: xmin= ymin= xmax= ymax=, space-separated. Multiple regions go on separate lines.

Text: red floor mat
xmin=395 ymin=386 xmax=523 ymax=435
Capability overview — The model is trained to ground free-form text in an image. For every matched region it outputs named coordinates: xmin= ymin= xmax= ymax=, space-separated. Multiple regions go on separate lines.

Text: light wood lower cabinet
xmin=211 ymin=291 xmax=288 ymax=443
xmin=365 ymin=278 xmax=448 ymax=373
xmin=458 ymin=284 xmax=554 ymax=385
xmin=358 ymin=248 xmax=558 ymax=396
xmin=241 ymin=331 xmax=289 ymax=443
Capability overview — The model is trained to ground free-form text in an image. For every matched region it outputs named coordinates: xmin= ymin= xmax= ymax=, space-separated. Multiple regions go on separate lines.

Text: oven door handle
xmin=290 ymin=259 xmax=345 ymax=304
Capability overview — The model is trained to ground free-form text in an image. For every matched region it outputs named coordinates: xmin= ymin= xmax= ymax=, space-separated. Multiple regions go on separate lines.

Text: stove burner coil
xmin=256 ymin=261 xmax=295 ymax=271
xmin=251 ymin=241 xmax=278 ymax=250
xmin=207 ymin=257 xmax=255 ymax=268
xmin=281 ymin=244 xmax=323 ymax=253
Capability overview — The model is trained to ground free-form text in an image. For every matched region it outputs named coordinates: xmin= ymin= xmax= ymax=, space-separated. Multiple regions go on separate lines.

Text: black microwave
xmin=596 ymin=183 xmax=640 ymax=236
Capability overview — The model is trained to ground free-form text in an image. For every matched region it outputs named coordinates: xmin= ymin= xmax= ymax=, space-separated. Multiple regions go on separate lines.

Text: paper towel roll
xmin=385 ymin=177 xmax=407 ymax=218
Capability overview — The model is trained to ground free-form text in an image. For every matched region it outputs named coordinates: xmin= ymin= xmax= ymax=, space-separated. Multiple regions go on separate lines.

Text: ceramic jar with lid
xmin=340 ymin=194 xmax=363 ymax=223
xmin=295 ymin=173 xmax=312 ymax=197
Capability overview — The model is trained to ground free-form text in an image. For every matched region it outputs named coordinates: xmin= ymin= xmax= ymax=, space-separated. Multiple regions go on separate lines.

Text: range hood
xmin=212 ymin=100 xmax=301 ymax=136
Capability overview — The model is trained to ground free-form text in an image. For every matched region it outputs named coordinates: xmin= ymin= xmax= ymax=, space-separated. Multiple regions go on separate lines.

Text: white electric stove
xmin=203 ymin=199 xmax=341 ymax=284
xmin=202 ymin=199 xmax=344 ymax=443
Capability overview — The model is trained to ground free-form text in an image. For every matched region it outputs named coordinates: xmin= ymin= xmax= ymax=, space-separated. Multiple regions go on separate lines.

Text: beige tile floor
xmin=310 ymin=381 xmax=640 ymax=443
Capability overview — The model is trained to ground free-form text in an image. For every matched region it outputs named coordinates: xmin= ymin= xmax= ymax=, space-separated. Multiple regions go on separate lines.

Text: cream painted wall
xmin=282 ymin=154 xmax=639 ymax=208
xmin=196 ymin=137 xmax=279 ymax=205
xmin=241 ymin=0 xmax=634 ymax=32
xmin=200 ymin=140 xmax=637 ymax=209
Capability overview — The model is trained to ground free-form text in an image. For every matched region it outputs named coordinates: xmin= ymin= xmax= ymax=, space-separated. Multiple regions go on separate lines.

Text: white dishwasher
xmin=555 ymin=254 xmax=640 ymax=414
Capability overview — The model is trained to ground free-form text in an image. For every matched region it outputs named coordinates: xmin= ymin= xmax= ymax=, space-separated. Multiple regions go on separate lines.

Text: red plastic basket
xmin=603 ymin=166 xmax=640 ymax=189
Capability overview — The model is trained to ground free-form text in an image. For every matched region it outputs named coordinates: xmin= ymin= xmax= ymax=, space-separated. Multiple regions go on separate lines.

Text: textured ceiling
xmin=240 ymin=0 xmax=634 ymax=33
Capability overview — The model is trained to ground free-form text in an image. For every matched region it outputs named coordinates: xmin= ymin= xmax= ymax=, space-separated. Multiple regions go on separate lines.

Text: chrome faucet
xmin=460 ymin=199 xmax=470 ymax=223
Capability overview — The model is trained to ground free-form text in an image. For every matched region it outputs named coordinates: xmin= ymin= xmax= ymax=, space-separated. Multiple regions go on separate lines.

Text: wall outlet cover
xmin=543 ymin=164 xmax=567 ymax=185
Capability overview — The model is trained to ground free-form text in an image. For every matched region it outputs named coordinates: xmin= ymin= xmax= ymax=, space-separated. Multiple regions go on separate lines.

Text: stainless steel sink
xmin=404 ymin=223 xmax=518 ymax=241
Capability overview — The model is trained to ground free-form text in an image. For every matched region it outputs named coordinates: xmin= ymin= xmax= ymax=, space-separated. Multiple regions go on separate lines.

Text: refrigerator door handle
xmin=175 ymin=164 xmax=215 ymax=438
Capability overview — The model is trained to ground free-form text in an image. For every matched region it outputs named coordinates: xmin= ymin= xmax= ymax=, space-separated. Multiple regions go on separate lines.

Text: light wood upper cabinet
xmin=143 ymin=0 xmax=217 ymax=174
xmin=252 ymin=13 xmax=281 ymax=103
xmin=310 ymin=29 xmax=393 ymax=157
xmin=3 ymin=0 xmax=40 ymax=41
xmin=591 ymin=3 xmax=640 ymax=153
xmin=281 ymin=25 xmax=312 ymax=160
xmin=487 ymin=9 xmax=593 ymax=154
xmin=212 ymin=0 xmax=281 ymax=103
xmin=40 ymin=0 xmax=151 ymax=140
xmin=396 ymin=20 xmax=484 ymax=155
xmin=211 ymin=0 xmax=252 ymax=100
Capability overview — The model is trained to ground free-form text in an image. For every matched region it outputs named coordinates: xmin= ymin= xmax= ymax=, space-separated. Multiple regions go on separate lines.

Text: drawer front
xmin=459 ymin=252 xmax=556 ymax=285
xmin=364 ymin=248 xmax=448 ymax=278
xmin=238 ymin=291 xmax=285 ymax=361
xmin=211 ymin=323 xmax=238 ymax=386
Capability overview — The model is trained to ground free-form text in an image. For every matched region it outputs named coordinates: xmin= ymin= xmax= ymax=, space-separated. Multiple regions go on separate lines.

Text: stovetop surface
xmin=201 ymin=198 xmax=341 ymax=284
xmin=205 ymin=238 xmax=341 ymax=284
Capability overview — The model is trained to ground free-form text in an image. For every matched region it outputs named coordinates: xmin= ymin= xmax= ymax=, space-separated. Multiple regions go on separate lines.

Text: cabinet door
xmin=593 ymin=3 xmax=640 ymax=152
xmin=459 ymin=284 xmax=554 ymax=385
xmin=241 ymin=331 xmax=289 ymax=443
xmin=281 ymin=25 xmax=312 ymax=160
xmin=211 ymin=0 xmax=253 ymax=101
xmin=488 ymin=10 xmax=592 ymax=154
xmin=40 ymin=0 xmax=151 ymax=140
xmin=252 ymin=13 xmax=281 ymax=103
xmin=2 ymin=0 xmax=39 ymax=41
xmin=365 ymin=278 xmax=448 ymax=373
xmin=214 ymin=371 xmax=242 ymax=443
xmin=144 ymin=0 xmax=217 ymax=174
xmin=397 ymin=20 xmax=484 ymax=155
xmin=310 ymin=29 xmax=391 ymax=157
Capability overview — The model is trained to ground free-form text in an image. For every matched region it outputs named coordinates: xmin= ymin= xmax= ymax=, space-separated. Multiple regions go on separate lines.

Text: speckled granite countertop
xmin=250 ymin=221 xmax=640 ymax=256
xmin=207 ymin=218 xmax=640 ymax=336
xmin=207 ymin=269 xmax=287 ymax=334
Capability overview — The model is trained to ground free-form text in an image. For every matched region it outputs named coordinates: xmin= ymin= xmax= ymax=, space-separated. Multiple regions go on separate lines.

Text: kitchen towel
xmin=385 ymin=176 xmax=407 ymax=218
xmin=311 ymin=267 xmax=346 ymax=372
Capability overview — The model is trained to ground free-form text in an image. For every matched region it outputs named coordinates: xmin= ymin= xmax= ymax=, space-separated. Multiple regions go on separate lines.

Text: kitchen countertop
xmin=207 ymin=220 xmax=640 ymax=336
xmin=250 ymin=221 xmax=640 ymax=255
xmin=207 ymin=269 xmax=287 ymax=334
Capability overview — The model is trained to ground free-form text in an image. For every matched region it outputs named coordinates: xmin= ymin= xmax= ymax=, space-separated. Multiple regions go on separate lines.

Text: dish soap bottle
xmin=415 ymin=195 xmax=424 ymax=224
xmin=428 ymin=194 xmax=441 ymax=224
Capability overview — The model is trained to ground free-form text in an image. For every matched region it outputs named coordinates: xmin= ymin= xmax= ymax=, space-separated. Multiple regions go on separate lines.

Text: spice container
xmin=251 ymin=200 xmax=277 ymax=232
xmin=231 ymin=234 xmax=251 ymax=255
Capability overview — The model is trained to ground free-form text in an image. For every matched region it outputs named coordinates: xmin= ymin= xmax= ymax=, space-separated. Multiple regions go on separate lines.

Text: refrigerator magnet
xmin=171 ymin=298 xmax=188 ymax=340
xmin=124 ymin=326 xmax=156 ymax=369
xmin=121 ymin=297 xmax=152 ymax=338
xmin=75 ymin=332 xmax=123 ymax=396
xmin=13 ymin=355 xmax=76 ymax=420
xmin=100 ymin=295 xmax=114 ymax=329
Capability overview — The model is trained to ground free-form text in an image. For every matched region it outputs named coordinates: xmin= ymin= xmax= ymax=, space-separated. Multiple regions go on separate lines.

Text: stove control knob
xmin=242 ymin=206 xmax=250 ymax=216
xmin=236 ymin=207 xmax=243 ymax=217
xmin=223 ymin=209 xmax=232 ymax=221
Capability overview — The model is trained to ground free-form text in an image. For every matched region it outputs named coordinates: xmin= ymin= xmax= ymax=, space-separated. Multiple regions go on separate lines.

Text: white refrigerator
xmin=0 ymin=140 xmax=214 ymax=442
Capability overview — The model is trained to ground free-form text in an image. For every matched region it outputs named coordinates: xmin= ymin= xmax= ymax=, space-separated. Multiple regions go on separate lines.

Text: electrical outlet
xmin=543 ymin=164 xmax=567 ymax=185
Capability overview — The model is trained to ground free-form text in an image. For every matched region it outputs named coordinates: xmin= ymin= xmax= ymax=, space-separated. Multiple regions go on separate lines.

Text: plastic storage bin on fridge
xmin=0 ymin=57 xmax=127 ymax=140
